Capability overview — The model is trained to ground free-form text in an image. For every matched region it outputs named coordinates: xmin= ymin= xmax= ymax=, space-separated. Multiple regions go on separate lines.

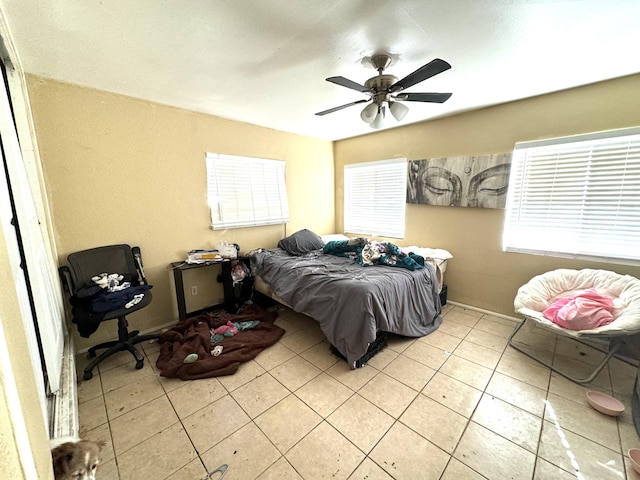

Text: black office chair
xmin=59 ymin=244 xmax=158 ymax=380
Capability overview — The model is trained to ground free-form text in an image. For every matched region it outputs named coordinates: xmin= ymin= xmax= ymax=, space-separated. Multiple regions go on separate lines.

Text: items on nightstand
xmin=216 ymin=242 xmax=239 ymax=259
xmin=187 ymin=249 xmax=221 ymax=264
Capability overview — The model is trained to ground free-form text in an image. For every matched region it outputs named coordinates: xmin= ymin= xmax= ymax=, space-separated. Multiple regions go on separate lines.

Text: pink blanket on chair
xmin=543 ymin=288 xmax=615 ymax=330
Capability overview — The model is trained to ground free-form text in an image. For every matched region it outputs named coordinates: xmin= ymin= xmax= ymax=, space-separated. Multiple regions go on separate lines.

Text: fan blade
xmin=326 ymin=76 xmax=370 ymax=93
xmin=315 ymin=99 xmax=369 ymax=116
xmin=396 ymin=92 xmax=452 ymax=103
xmin=390 ymin=58 xmax=451 ymax=92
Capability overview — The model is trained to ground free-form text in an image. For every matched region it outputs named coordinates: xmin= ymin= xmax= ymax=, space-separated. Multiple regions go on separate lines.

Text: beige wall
xmin=26 ymin=76 xmax=335 ymax=350
xmin=334 ymin=74 xmax=640 ymax=317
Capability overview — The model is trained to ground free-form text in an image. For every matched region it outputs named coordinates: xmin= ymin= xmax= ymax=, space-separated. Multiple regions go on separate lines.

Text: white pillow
xmin=320 ymin=233 xmax=350 ymax=244
xmin=401 ymin=246 xmax=453 ymax=260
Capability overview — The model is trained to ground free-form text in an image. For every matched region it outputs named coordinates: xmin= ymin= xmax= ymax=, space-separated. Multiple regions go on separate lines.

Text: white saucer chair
xmin=510 ymin=268 xmax=640 ymax=384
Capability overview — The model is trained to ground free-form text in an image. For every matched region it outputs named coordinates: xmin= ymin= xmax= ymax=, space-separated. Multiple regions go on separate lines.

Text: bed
xmin=250 ymin=229 xmax=448 ymax=368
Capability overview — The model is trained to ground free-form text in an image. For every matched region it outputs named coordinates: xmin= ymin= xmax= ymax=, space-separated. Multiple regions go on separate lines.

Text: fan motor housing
xmin=365 ymin=74 xmax=398 ymax=92
xmin=365 ymin=74 xmax=397 ymax=103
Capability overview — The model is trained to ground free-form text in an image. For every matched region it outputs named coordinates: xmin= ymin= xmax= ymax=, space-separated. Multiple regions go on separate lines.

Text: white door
xmin=0 ymin=62 xmax=65 ymax=395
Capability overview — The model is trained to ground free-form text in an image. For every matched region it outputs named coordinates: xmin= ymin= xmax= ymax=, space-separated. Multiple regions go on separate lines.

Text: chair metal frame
xmin=507 ymin=317 xmax=636 ymax=384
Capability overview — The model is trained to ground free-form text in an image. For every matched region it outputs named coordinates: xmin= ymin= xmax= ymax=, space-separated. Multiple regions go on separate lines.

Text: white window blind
xmin=344 ymin=158 xmax=407 ymax=239
xmin=503 ymin=127 xmax=640 ymax=264
xmin=206 ymin=153 xmax=289 ymax=229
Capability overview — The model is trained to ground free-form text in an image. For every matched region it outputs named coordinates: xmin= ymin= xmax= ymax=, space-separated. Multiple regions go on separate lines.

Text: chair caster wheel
xmin=83 ymin=370 xmax=93 ymax=380
xmin=135 ymin=359 xmax=144 ymax=370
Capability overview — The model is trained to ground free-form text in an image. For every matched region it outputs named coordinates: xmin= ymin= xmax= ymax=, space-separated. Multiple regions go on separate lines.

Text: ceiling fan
xmin=315 ymin=53 xmax=452 ymax=129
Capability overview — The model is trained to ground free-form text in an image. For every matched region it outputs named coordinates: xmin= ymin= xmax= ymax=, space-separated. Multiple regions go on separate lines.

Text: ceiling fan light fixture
xmin=318 ymin=54 xmax=452 ymax=129
xmin=360 ymin=102 xmax=378 ymax=123
xmin=370 ymin=106 xmax=385 ymax=129
xmin=389 ymin=101 xmax=409 ymax=122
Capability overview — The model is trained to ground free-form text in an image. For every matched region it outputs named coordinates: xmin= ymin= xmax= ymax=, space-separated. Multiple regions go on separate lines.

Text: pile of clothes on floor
xmin=155 ymin=305 xmax=285 ymax=379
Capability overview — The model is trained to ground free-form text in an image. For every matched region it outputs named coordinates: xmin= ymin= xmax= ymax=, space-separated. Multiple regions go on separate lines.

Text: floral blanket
xmin=323 ymin=238 xmax=425 ymax=270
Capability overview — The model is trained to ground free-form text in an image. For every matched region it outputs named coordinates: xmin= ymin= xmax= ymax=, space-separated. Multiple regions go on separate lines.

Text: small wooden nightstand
xmin=170 ymin=256 xmax=252 ymax=321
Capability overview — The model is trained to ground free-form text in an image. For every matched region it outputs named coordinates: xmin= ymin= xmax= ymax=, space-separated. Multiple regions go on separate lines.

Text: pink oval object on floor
xmin=586 ymin=390 xmax=625 ymax=416
xmin=629 ymin=448 xmax=640 ymax=474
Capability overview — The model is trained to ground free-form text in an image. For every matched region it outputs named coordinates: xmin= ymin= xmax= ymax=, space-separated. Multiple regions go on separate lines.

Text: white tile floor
xmin=76 ymin=304 xmax=640 ymax=479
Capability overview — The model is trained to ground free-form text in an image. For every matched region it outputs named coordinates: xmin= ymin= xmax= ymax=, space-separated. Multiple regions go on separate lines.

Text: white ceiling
xmin=2 ymin=0 xmax=639 ymax=141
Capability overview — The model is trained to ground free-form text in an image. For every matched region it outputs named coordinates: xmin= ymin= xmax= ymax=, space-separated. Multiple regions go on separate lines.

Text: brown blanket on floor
xmin=156 ymin=305 xmax=284 ymax=379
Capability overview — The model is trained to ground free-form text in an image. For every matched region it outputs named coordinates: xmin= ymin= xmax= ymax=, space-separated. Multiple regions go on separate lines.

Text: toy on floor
xmin=183 ymin=353 xmax=198 ymax=364
xmin=210 ymin=321 xmax=238 ymax=344
xmin=210 ymin=320 xmax=261 ymax=345
xmin=213 ymin=321 xmax=238 ymax=336
xmin=211 ymin=345 xmax=223 ymax=356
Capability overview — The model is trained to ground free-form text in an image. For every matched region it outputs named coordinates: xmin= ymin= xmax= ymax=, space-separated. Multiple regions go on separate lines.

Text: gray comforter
xmin=252 ymin=248 xmax=442 ymax=368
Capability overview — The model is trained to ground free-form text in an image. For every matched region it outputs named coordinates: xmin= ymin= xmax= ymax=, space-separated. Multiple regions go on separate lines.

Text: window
xmin=503 ymin=127 xmax=640 ymax=264
xmin=206 ymin=153 xmax=289 ymax=229
xmin=344 ymin=158 xmax=407 ymax=239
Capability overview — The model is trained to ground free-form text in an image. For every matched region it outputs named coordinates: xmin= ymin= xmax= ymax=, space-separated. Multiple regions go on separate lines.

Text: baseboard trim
xmin=447 ymin=300 xmax=521 ymax=323
xmin=49 ymin=332 xmax=78 ymax=440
